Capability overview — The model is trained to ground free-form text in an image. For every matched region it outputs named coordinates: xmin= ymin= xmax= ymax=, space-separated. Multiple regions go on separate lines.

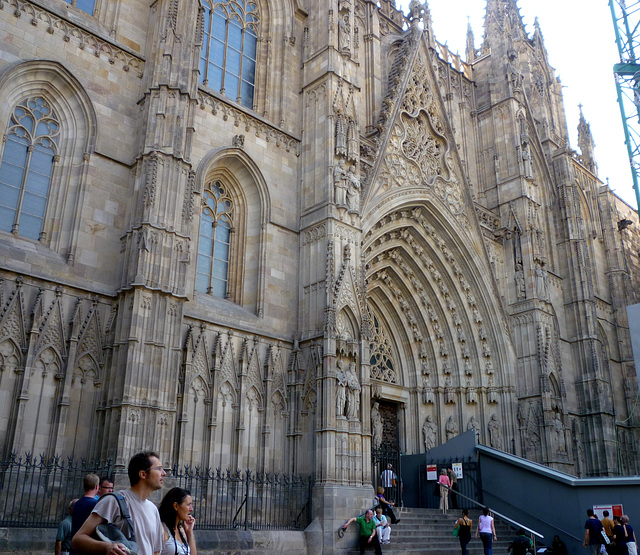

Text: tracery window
xmin=196 ymin=180 xmax=234 ymax=297
xmin=0 ymin=97 xmax=59 ymax=241
xmin=200 ymin=0 xmax=259 ymax=109
xmin=369 ymin=315 xmax=397 ymax=384
xmin=64 ymin=0 xmax=96 ymax=16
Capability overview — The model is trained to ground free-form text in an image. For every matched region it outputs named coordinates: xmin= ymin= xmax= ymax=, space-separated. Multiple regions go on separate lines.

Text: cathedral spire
xmin=532 ymin=17 xmax=549 ymax=61
xmin=577 ymin=104 xmax=597 ymax=174
xmin=482 ymin=0 xmax=527 ymax=52
xmin=466 ymin=18 xmax=477 ymax=62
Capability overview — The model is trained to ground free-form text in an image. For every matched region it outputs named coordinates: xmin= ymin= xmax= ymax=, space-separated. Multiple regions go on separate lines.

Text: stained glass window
xmin=0 ymin=97 xmax=59 ymax=241
xmin=370 ymin=315 xmax=397 ymax=384
xmin=196 ymin=180 xmax=234 ymax=297
xmin=200 ymin=0 xmax=259 ymax=109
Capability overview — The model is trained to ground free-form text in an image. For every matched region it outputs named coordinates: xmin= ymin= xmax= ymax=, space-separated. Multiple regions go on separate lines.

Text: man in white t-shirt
xmin=72 ymin=451 xmax=166 ymax=555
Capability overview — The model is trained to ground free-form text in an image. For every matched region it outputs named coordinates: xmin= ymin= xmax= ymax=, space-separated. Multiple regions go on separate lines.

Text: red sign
xmin=427 ymin=464 xmax=438 ymax=481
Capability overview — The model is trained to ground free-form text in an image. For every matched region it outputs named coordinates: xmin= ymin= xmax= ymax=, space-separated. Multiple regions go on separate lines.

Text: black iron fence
xmin=0 ymin=452 xmax=114 ymax=527
xmin=0 ymin=453 xmax=313 ymax=531
xmin=170 ymin=466 xmax=313 ymax=530
xmin=371 ymin=445 xmax=401 ymax=505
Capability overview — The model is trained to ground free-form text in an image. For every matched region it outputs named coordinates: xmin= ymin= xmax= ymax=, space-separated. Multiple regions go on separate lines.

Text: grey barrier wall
xmin=477 ymin=445 xmax=640 ymax=555
xmin=0 ymin=528 xmax=310 ymax=555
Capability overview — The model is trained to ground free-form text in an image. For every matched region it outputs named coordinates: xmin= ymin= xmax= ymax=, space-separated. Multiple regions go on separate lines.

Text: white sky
xmin=395 ymin=0 xmax=639 ymax=210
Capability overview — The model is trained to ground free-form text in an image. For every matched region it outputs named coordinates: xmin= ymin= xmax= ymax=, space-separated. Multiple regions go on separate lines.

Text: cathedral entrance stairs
xmin=344 ymin=508 xmax=518 ymax=555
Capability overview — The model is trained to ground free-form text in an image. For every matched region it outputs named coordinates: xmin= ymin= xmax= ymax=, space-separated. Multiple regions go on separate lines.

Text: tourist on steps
xmin=342 ymin=509 xmax=382 ymax=555
xmin=476 ymin=506 xmax=497 ymax=555
xmin=454 ymin=508 xmax=473 ymax=555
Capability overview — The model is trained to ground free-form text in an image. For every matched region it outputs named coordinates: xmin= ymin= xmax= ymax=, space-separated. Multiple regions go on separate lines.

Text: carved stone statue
xmin=422 ymin=415 xmax=437 ymax=450
xmin=522 ymin=143 xmax=533 ymax=178
xmin=347 ymin=119 xmax=358 ymax=162
xmin=422 ymin=380 xmax=435 ymax=404
xmin=336 ymin=359 xmax=347 ymax=417
xmin=488 ymin=413 xmax=503 ymax=449
xmin=466 ymin=379 xmax=478 ymax=404
xmin=345 ymin=362 xmax=361 ymax=418
xmin=371 ymin=401 xmax=383 ymax=448
xmin=338 ymin=13 xmax=351 ymax=51
xmin=333 ymin=159 xmax=349 ymax=206
xmin=444 ymin=376 xmax=456 ymax=404
xmin=553 ymin=413 xmax=565 ymax=453
xmin=467 ymin=415 xmax=479 ymax=431
xmin=445 ymin=415 xmax=459 ymax=441
xmin=515 ymin=263 xmax=526 ymax=300
xmin=346 ymin=166 xmax=360 ymax=212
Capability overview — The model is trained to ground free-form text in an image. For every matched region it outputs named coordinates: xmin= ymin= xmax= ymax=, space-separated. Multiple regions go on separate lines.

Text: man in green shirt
xmin=341 ymin=508 xmax=382 ymax=554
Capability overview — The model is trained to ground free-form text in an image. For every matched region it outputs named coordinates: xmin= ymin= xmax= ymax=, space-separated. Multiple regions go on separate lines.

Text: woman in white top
xmin=475 ymin=506 xmax=497 ymax=555
xmin=158 ymin=488 xmax=197 ymax=555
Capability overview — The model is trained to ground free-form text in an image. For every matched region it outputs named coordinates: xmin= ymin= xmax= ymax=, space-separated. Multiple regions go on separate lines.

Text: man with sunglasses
xmin=72 ymin=451 xmax=166 ymax=555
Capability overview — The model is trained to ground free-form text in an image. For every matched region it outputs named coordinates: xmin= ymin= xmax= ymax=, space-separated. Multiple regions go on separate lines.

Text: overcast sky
xmin=395 ymin=0 xmax=639 ymax=210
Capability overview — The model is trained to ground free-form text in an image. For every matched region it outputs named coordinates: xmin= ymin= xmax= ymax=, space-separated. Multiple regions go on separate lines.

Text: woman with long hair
xmin=454 ymin=508 xmax=473 ymax=555
xmin=158 ymin=488 xmax=197 ymax=555
xmin=475 ymin=506 xmax=497 ymax=555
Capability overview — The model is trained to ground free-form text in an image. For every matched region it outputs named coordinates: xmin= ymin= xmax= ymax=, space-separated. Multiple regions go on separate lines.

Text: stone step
xmin=345 ymin=507 xmax=522 ymax=555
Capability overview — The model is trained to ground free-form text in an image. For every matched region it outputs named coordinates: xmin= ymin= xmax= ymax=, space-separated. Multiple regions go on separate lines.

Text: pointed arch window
xmin=64 ymin=0 xmax=96 ymax=16
xmin=370 ymin=315 xmax=397 ymax=384
xmin=0 ymin=97 xmax=60 ymax=241
xmin=196 ymin=180 xmax=234 ymax=297
xmin=200 ymin=0 xmax=260 ymax=109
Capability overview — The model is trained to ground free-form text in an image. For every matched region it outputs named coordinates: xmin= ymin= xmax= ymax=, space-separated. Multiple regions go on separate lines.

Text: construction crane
xmin=610 ymin=0 xmax=640 ymax=211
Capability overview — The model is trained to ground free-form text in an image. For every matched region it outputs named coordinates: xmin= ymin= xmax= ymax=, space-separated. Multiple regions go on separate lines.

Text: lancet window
xmin=196 ymin=180 xmax=235 ymax=297
xmin=0 ymin=97 xmax=60 ymax=241
xmin=369 ymin=315 xmax=397 ymax=384
xmin=200 ymin=0 xmax=260 ymax=109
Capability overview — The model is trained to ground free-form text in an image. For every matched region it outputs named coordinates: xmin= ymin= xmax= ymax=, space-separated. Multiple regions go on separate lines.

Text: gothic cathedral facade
xmin=0 ymin=0 xmax=639 ymax=522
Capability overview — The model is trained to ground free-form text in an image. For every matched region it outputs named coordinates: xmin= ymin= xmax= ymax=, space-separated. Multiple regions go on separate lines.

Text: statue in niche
xmin=421 ymin=359 xmax=430 ymax=376
xmin=371 ymin=402 xmax=383 ymax=448
xmin=445 ymin=377 xmax=456 ymax=404
xmin=522 ymin=143 xmax=533 ymax=178
xmin=336 ymin=359 xmax=347 ymax=417
xmin=464 ymin=359 xmax=472 ymax=375
xmin=445 ymin=415 xmax=459 ymax=441
xmin=488 ymin=413 xmax=503 ymax=449
xmin=467 ymin=415 xmax=479 ymax=432
xmin=466 ymin=379 xmax=478 ymax=404
xmin=422 ymin=380 xmax=435 ymax=404
xmin=515 ymin=263 xmax=526 ymax=300
xmin=345 ymin=362 xmax=361 ymax=418
xmin=347 ymin=119 xmax=358 ymax=161
xmin=338 ymin=13 xmax=351 ymax=52
xmin=346 ymin=166 xmax=360 ymax=212
xmin=335 ymin=114 xmax=346 ymax=157
xmin=535 ymin=262 xmax=547 ymax=300
xmin=422 ymin=415 xmax=437 ymax=451
xmin=553 ymin=412 xmax=566 ymax=453
xmin=333 ymin=159 xmax=349 ymax=206
xmin=486 ymin=360 xmax=494 ymax=375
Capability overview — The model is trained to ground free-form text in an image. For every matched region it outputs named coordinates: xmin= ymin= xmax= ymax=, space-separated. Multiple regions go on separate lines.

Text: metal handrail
xmin=438 ymin=483 xmax=544 ymax=548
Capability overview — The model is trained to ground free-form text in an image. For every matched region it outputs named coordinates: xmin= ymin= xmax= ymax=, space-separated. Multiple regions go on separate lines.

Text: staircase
xmin=347 ymin=508 xmax=518 ymax=555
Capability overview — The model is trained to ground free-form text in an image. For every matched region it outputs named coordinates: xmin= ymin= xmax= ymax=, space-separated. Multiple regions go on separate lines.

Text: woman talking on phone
xmin=158 ymin=488 xmax=197 ymax=555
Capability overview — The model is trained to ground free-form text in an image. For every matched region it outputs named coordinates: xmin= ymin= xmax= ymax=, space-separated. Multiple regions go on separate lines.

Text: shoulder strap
xmin=97 ymin=492 xmax=137 ymax=542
